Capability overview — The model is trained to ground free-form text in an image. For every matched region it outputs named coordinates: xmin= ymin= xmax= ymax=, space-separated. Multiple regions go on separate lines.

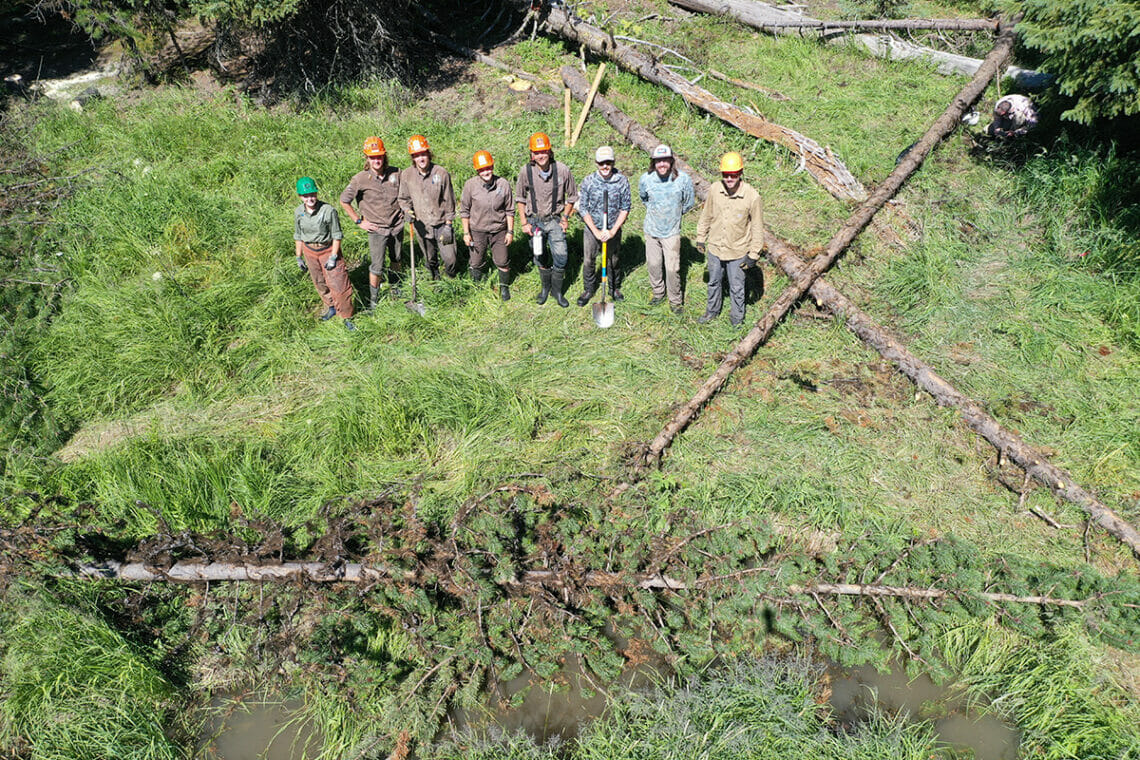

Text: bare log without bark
xmin=668 ymin=0 xmax=1020 ymax=79
xmin=543 ymin=6 xmax=867 ymax=202
xmin=641 ymin=24 xmax=1017 ymax=468
xmin=727 ymin=17 xmax=1001 ymax=32
xmin=69 ymin=561 xmax=1103 ymax=608
xmin=563 ymin=52 xmax=1140 ymax=560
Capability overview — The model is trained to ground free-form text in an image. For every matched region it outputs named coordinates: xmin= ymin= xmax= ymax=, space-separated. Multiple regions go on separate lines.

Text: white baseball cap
xmin=651 ymin=144 xmax=673 ymax=159
xmin=595 ymin=146 xmax=615 ymax=163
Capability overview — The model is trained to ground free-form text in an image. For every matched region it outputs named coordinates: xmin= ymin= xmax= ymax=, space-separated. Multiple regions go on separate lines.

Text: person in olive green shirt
xmin=294 ymin=176 xmax=355 ymax=330
xmin=694 ymin=152 xmax=764 ymax=327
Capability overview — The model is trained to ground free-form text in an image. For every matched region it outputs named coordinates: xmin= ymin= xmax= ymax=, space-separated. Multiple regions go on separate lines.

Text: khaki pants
xmin=645 ymin=234 xmax=682 ymax=306
xmin=301 ymin=243 xmax=355 ymax=319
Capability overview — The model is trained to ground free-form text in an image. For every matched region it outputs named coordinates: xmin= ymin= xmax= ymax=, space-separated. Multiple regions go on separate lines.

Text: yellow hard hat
xmin=719 ymin=152 xmax=744 ymax=173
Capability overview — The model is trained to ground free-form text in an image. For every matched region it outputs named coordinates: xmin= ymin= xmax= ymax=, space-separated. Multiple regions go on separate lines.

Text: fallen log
xmin=640 ymin=23 xmax=1018 ymax=468
xmin=667 ymin=0 xmax=1025 ymax=80
xmin=543 ymin=5 xmax=868 ymax=202
xmin=562 ymin=52 xmax=1140 ymax=560
xmin=726 ymin=17 xmax=1001 ymax=33
xmin=69 ymin=560 xmax=1104 ymax=609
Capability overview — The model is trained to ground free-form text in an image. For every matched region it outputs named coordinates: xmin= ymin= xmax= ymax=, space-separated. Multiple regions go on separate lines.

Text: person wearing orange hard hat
xmin=460 ymin=150 xmax=515 ymax=300
xmin=397 ymin=134 xmax=457 ymax=280
xmin=340 ymin=136 xmax=404 ymax=310
xmin=694 ymin=151 xmax=764 ymax=327
xmin=515 ymin=131 xmax=577 ymax=307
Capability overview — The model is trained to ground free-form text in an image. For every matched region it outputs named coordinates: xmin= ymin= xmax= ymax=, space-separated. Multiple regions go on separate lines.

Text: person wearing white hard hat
xmin=638 ymin=144 xmax=695 ymax=315
xmin=575 ymin=145 xmax=632 ymax=306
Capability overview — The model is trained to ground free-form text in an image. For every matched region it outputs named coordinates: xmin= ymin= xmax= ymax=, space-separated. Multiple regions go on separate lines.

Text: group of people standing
xmin=293 ymin=131 xmax=765 ymax=329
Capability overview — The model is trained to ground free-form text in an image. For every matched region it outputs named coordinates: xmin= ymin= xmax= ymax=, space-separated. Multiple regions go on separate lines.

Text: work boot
xmin=610 ymin=287 xmax=625 ymax=302
xmin=551 ymin=269 xmax=569 ymax=307
xmin=344 ymin=319 xmax=356 ymax=331
xmin=429 ymin=263 xmax=441 ymax=281
xmin=671 ymin=303 xmax=684 ymax=316
xmin=500 ymin=285 xmax=511 ymax=301
xmin=320 ymin=306 xmax=337 ymax=321
xmin=470 ymin=267 xmax=484 ymax=282
xmin=369 ymin=286 xmax=379 ymax=311
xmin=498 ymin=269 xmax=511 ymax=301
xmin=535 ymin=268 xmax=551 ymax=305
xmin=649 ymin=295 xmax=665 ymax=307
xmin=576 ymin=290 xmax=595 ymax=307
xmin=697 ymin=311 xmax=718 ymax=324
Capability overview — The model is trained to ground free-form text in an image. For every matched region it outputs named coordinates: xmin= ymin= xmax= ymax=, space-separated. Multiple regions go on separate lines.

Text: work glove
xmin=324 ymin=253 xmax=338 ymax=271
xmin=695 ymin=241 xmax=707 ymax=255
xmin=741 ymin=255 xmax=759 ymax=271
xmin=296 ymin=255 xmax=308 ymax=272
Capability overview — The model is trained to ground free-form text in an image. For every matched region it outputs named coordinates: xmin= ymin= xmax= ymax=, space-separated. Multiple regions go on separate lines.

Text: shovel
xmin=592 ymin=193 xmax=614 ymax=328
xmin=404 ymin=222 xmax=426 ymax=316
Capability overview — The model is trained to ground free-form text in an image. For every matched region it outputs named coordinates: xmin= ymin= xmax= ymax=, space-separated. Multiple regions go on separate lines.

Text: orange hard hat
xmin=719 ymin=152 xmax=744 ymax=173
xmin=528 ymin=132 xmax=552 ymax=152
xmin=407 ymin=134 xmax=430 ymax=154
xmin=363 ymin=136 xmax=386 ymax=156
xmin=473 ymin=150 xmax=494 ymax=170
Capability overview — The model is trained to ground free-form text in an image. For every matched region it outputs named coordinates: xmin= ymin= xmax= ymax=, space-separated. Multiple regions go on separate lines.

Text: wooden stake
xmin=569 ymin=62 xmax=606 ymax=148
xmin=563 ymin=86 xmax=572 ymax=146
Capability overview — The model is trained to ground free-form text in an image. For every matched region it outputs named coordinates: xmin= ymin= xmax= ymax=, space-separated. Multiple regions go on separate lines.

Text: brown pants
xmin=301 ymin=243 xmax=355 ymax=318
xmin=470 ymin=229 xmax=509 ymax=272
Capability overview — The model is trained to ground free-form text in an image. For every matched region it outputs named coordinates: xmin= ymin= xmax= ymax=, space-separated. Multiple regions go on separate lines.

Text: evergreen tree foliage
xmin=1011 ymin=0 xmax=1140 ymax=124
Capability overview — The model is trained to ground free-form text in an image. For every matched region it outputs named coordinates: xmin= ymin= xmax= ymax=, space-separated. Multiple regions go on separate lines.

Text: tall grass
xmin=0 ymin=589 xmax=180 ymax=760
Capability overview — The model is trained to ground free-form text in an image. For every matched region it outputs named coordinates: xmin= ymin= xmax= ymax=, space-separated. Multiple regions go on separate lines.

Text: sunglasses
xmin=722 ymin=171 xmax=742 ymax=178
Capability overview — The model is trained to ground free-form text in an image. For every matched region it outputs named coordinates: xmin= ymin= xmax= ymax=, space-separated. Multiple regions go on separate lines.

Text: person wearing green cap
xmin=294 ymin=176 xmax=355 ymax=330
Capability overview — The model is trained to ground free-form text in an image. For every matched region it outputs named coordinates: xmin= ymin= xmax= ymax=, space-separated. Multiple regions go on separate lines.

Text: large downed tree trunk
xmin=71 ymin=560 xmax=1096 ymax=607
xmin=543 ymin=6 xmax=868 ymax=202
xmin=667 ymin=0 xmax=1028 ymax=80
xmin=723 ymin=17 xmax=1001 ymax=33
xmin=562 ymin=49 xmax=1140 ymax=560
xmin=639 ymin=24 xmax=1017 ymax=467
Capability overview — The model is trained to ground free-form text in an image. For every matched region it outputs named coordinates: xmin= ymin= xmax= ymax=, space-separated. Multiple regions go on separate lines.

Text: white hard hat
xmin=595 ymin=145 xmax=615 ymax=163
xmin=651 ymin=144 xmax=673 ymax=159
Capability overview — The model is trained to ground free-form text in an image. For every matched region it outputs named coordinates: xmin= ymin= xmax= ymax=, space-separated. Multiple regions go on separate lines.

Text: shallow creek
xmin=198 ymin=657 xmax=1018 ymax=759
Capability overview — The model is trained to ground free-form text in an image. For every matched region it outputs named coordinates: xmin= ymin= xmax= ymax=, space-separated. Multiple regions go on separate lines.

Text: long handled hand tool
xmin=592 ymin=191 xmax=614 ymax=328
xmin=405 ymin=222 xmax=426 ymax=316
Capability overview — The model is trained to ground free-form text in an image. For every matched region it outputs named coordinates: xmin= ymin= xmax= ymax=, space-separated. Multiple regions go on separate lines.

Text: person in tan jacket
xmin=340 ymin=136 xmax=404 ymax=309
xmin=694 ymin=152 xmax=764 ymax=327
xmin=397 ymin=134 xmax=457 ymax=280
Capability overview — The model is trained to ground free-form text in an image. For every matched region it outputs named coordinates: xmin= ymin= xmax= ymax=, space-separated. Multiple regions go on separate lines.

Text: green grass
xmin=3 ymin=1 xmax=1140 ymax=757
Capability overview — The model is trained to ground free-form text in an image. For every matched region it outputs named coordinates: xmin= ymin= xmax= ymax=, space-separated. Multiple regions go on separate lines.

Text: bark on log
xmin=562 ymin=53 xmax=1140 ymax=560
xmin=640 ymin=24 xmax=1017 ymax=468
xmin=667 ymin=0 xmax=1027 ymax=80
xmin=543 ymin=6 xmax=868 ymax=202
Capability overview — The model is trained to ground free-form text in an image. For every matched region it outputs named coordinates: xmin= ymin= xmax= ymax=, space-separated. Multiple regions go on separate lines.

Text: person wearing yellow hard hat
xmin=293 ymin=176 xmax=355 ymax=330
xmin=397 ymin=134 xmax=458 ymax=280
xmin=694 ymin=152 xmax=764 ymax=327
xmin=515 ymin=131 xmax=577 ymax=306
xmin=340 ymin=136 xmax=405 ymax=310
xmin=460 ymin=150 xmax=515 ymax=300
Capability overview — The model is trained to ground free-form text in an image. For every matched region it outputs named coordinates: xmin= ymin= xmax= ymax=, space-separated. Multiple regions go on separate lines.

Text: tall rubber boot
xmin=551 ymin=268 xmax=569 ymax=308
xmin=369 ymin=285 xmax=379 ymax=311
xmin=498 ymin=269 xmax=511 ymax=301
xmin=469 ymin=267 xmax=484 ymax=282
xmin=535 ymin=268 xmax=551 ymax=305
xmin=429 ymin=265 xmax=441 ymax=281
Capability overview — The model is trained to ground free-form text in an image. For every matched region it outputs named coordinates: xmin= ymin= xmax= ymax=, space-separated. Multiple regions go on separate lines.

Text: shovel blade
xmin=405 ymin=300 xmax=426 ymax=316
xmin=592 ymin=301 xmax=614 ymax=328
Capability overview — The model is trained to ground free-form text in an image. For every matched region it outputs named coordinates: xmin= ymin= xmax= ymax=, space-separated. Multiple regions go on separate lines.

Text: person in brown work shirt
xmin=515 ymin=131 xmax=577 ymax=307
xmin=695 ymin=151 xmax=764 ymax=327
xmin=397 ymin=134 xmax=457 ymax=280
xmin=340 ymin=136 xmax=404 ymax=310
xmin=460 ymin=150 xmax=515 ymax=301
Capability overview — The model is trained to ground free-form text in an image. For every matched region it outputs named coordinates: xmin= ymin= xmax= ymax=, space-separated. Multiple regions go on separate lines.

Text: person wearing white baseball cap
xmin=638 ymin=144 xmax=695 ymax=315
xmin=575 ymin=145 xmax=631 ymax=306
